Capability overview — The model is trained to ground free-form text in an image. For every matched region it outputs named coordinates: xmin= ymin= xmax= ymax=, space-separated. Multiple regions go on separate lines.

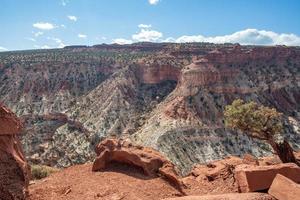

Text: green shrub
xmin=31 ymin=165 xmax=59 ymax=180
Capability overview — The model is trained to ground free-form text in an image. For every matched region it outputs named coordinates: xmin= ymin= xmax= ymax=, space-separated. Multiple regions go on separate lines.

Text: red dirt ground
xmin=29 ymin=162 xmax=183 ymax=200
xmin=28 ymin=159 xmax=239 ymax=200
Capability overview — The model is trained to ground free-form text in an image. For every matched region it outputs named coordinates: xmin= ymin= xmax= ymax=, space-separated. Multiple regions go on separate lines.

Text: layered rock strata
xmin=0 ymin=44 xmax=299 ymax=173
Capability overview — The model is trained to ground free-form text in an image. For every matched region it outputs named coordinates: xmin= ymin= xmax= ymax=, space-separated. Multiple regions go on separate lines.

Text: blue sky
xmin=0 ymin=0 xmax=300 ymax=51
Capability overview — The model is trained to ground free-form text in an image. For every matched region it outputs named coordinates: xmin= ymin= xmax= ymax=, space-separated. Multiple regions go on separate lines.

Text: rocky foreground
xmin=29 ymin=139 xmax=300 ymax=200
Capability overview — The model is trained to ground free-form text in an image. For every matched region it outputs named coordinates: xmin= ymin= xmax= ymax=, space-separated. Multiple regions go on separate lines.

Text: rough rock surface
xmin=182 ymin=156 xmax=250 ymax=195
xmin=28 ymin=151 xmax=300 ymax=200
xmin=268 ymin=174 xmax=300 ymax=200
xmin=0 ymin=44 xmax=299 ymax=171
xmin=21 ymin=113 xmax=93 ymax=167
xmin=163 ymin=193 xmax=275 ymax=200
xmin=92 ymin=139 xmax=183 ymax=191
xmin=0 ymin=103 xmax=30 ymax=200
xmin=235 ymin=163 xmax=300 ymax=192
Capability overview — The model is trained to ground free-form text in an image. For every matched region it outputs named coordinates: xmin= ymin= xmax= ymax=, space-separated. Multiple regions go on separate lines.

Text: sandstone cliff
xmin=0 ymin=103 xmax=30 ymax=199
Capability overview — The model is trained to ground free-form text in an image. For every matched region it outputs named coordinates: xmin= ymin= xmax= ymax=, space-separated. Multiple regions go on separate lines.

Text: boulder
xmin=0 ymin=103 xmax=30 ymax=199
xmin=190 ymin=156 xmax=254 ymax=179
xmin=92 ymin=139 xmax=184 ymax=192
xmin=235 ymin=163 xmax=300 ymax=192
xmin=268 ymin=174 xmax=300 ymax=200
xmin=163 ymin=193 xmax=275 ymax=200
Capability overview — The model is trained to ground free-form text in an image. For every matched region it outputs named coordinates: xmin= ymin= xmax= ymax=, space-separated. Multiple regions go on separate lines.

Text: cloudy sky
xmin=0 ymin=0 xmax=300 ymax=51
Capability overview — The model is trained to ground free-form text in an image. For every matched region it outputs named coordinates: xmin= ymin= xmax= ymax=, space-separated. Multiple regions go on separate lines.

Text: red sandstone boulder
xmin=190 ymin=156 xmax=255 ymax=179
xmin=92 ymin=139 xmax=183 ymax=192
xmin=0 ymin=103 xmax=30 ymax=200
xmin=163 ymin=193 xmax=275 ymax=200
xmin=235 ymin=163 xmax=300 ymax=192
xmin=268 ymin=174 xmax=300 ymax=200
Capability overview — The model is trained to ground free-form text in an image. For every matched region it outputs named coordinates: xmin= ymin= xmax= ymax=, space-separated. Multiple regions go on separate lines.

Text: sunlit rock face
xmin=0 ymin=43 xmax=299 ymax=173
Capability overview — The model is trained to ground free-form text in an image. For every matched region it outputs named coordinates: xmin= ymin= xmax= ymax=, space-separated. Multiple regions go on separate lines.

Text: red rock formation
xmin=0 ymin=103 xmax=30 ymax=199
xmin=138 ymin=65 xmax=180 ymax=84
xmin=0 ymin=104 xmax=23 ymax=135
xmin=235 ymin=163 xmax=300 ymax=192
xmin=189 ymin=156 xmax=247 ymax=180
xmin=179 ymin=156 xmax=257 ymax=195
xmin=179 ymin=59 xmax=239 ymax=88
xmin=92 ymin=139 xmax=184 ymax=193
xmin=268 ymin=174 xmax=300 ymax=200
xmin=205 ymin=45 xmax=296 ymax=64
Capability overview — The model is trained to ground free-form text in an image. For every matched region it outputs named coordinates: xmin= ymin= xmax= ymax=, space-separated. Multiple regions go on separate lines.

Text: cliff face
xmin=0 ymin=43 xmax=299 ymax=173
xmin=132 ymin=45 xmax=300 ymax=173
xmin=0 ymin=103 xmax=30 ymax=199
xmin=138 ymin=64 xmax=181 ymax=84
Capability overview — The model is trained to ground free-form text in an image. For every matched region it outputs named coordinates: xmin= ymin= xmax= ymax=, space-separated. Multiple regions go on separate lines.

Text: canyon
xmin=0 ymin=43 xmax=299 ymax=175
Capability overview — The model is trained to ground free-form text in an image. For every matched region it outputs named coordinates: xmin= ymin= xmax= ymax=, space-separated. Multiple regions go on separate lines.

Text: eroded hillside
xmin=0 ymin=43 xmax=299 ymax=173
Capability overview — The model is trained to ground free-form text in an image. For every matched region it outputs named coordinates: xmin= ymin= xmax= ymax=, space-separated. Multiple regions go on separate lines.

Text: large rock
xmin=163 ymin=193 xmax=275 ymax=200
xmin=235 ymin=163 xmax=300 ymax=192
xmin=0 ymin=103 xmax=30 ymax=200
xmin=92 ymin=139 xmax=184 ymax=192
xmin=268 ymin=174 xmax=300 ymax=200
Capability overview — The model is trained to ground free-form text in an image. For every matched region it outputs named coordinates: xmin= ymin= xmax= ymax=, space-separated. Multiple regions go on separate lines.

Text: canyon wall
xmin=0 ymin=44 xmax=299 ymax=174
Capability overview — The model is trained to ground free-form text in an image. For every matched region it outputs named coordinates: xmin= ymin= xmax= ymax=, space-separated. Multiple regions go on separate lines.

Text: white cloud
xmin=112 ymin=24 xmax=162 ymax=43
xmin=0 ymin=46 xmax=8 ymax=51
xmin=175 ymin=29 xmax=300 ymax=46
xmin=132 ymin=28 xmax=163 ymax=42
xmin=33 ymin=22 xmax=55 ymax=30
xmin=148 ymin=0 xmax=160 ymax=5
xmin=112 ymin=38 xmax=133 ymax=45
xmin=25 ymin=37 xmax=36 ymax=42
xmin=34 ymin=31 xmax=44 ymax=37
xmin=47 ymin=37 xmax=66 ymax=48
xmin=138 ymin=24 xmax=152 ymax=29
xmin=57 ymin=43 xmax=66 ymax=48
xmin=112 ymin=27 xmax=300 ymax=46
xmin=61 ymin=24 xmax=66 ymax=28
xmin=162 ymin=37 xmax=176 ymax=43
xmin=67 ymin=15 xmax=77 ymax=22
xmin=78 ymin=34 xmax=87 ymax=39
xmin=61 ymin=0 xmax=69 ymax=6
xmin=41 ymin=45 xmax=50 ymax=49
